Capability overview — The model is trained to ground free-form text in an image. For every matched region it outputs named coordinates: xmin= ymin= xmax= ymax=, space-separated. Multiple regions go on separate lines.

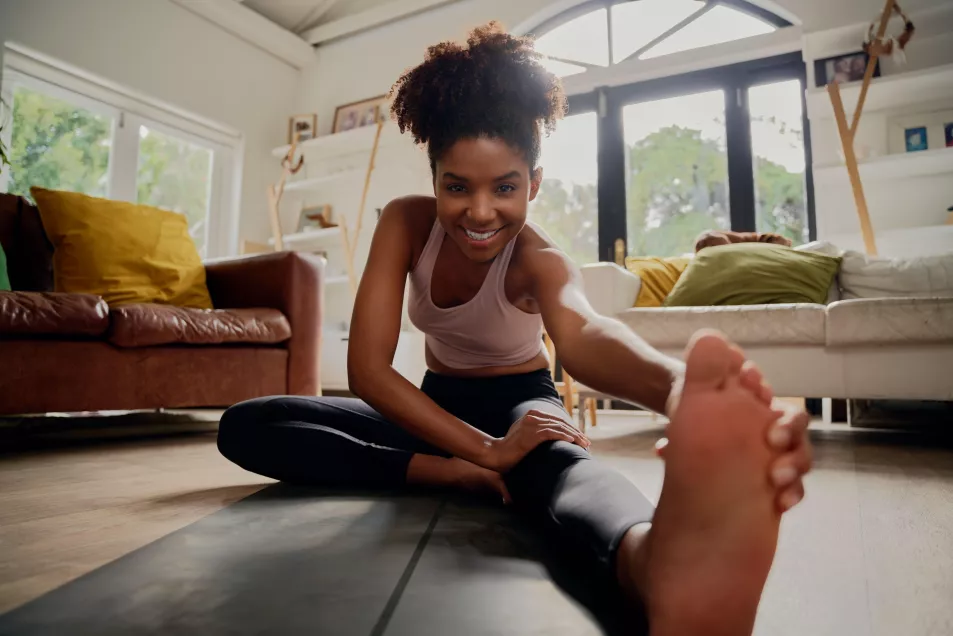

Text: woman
xmin=219 ymin=24 xmax=812 ymax=634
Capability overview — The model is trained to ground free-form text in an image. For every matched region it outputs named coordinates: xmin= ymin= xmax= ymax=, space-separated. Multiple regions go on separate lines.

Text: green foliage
xmin=0 ymin=97 xmax=9 ymax=173
xmin=531 ymin=178 xmax=599 ymax=264
xmin=627 ymin=126 xmax=729 ymax=257
xmin=754 ymin=155 xmax=807 ymax=244
xmin=6 ymin=87 xmax=111 ymax=200
xmin=136 ymin=128 xmax=212 ymax=247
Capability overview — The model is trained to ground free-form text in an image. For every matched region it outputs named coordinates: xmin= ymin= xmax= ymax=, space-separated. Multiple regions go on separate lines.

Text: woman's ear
xmin=529 ymin=167 xmax=543 ymax=201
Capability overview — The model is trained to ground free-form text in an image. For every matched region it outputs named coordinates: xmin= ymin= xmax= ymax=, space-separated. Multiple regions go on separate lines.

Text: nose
xmin=466 ymin=193 xmax=495 ymax=226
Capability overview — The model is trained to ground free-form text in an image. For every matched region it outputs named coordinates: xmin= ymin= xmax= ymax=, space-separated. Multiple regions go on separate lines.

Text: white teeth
xmin=464 ymin=228 xmax=500 ymax=241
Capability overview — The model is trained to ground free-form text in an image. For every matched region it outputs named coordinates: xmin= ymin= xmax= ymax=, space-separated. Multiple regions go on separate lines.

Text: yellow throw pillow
xmin=31 ymin=187 xmax=212 ymax=309
xmin=625 ymin=256 xmax=691 ymax=307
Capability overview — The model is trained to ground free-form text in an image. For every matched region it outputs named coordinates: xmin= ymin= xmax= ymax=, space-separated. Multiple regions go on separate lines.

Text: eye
xmin=446 ymin=184 xmax=467 ymax=193
xmin=497 ymin=184 xmax=516 ymax=194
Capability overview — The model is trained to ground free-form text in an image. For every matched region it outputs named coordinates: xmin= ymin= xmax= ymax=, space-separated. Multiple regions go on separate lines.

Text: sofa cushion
xmin=624 ymin=256 xmax=691 ymax=307
xmin=664 ymin=243 xmax=841 ymax=307
xmin=826 ymin=297 xmax=953 ymax=347
xmin=0 ymin=291 xmax=109 ymax=336
xmin=837 ymin=251 xmax=953 ymax=300
xmin=0 ymin=194 xmax=55 ymax=292
xmin=617 ymin=303 xmax=827 ymax=348
xmin=108 ymin=304 xmax=292 ymax=348
xmin=31 ymin=187 xmax=213 ymax=309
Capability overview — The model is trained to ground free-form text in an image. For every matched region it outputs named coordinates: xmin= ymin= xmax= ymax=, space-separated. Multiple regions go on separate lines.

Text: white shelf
xmin=268 ymin=226 xmax=342 ymax=250
xmin=814 ymin=147 xmax=953 ymax=185
xmin=806 ymin=63 xmax=953 ymax=120
xmin=326 ymin=275 xmax=349 ymax=286
xmin=283 ymin=169 xmax=364 ymax=193
xmin=271 ymin=123 xmax=404 ymax=161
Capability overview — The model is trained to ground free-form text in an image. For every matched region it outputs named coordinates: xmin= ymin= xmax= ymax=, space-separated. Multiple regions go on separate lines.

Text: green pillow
xmin=0 ymin=243 xmax=10 ymax=291
xmin=664 ymin=243 xmax=840 ymax=306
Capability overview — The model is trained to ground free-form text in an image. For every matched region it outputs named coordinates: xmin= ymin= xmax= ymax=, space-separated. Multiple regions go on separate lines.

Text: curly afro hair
xmin=389 ymin=22 xmax=567 ymax=174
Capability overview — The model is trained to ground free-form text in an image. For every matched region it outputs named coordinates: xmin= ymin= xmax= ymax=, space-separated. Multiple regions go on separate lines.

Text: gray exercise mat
xmin=0 ymin=486 xmax=439 ymax=636
xmin=0 ymin=486 xmax=637 ymax=636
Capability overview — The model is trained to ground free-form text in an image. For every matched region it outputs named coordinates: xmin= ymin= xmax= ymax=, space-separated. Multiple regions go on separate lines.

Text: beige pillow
xmin=838 ymin=251 xmax=953 ymax=299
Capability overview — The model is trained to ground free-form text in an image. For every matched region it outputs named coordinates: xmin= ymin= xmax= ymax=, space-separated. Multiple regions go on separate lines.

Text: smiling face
xmin=433 ymin=136 xmax=542 ymax=263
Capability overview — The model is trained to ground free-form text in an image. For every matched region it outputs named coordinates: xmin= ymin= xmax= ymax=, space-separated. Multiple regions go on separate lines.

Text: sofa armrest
xmin=580 ymin=262 xmax=641 ymax=316
xmin=205 ymin=252 xmax=325 ymax=396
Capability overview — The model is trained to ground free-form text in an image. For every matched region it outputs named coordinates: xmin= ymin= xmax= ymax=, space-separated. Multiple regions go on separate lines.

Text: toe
xmin=684 ymin=330 xmax=734 ymax=391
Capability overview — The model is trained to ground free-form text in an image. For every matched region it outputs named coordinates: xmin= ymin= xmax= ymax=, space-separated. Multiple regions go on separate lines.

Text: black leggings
xmin=217 ymin=369 xmax=655 ymax=575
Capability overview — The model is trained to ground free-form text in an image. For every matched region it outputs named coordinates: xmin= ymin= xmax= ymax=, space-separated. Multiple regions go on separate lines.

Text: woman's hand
xmin=485 ymin=409 xmax=590 ymax=473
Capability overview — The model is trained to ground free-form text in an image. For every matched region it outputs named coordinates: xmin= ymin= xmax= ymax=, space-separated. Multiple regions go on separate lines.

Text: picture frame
xmin=945 ymin=122 xmax=953 ymax=148
xmin=904 ymin=126 xmax=928 ymax=152
xmin=297 ymin=204 xmax=334 ymax=233
xmin=288 ymin=114 xmax=317 ymax=143
xmin=333 ymin=95 xmax=388 ymax=134
xmin=813 ymin=52 xmax=880 ymax=87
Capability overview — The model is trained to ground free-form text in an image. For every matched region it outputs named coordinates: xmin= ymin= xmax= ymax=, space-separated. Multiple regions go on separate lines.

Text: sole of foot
xmin=639 ymin=331 xmax=782 ymax=636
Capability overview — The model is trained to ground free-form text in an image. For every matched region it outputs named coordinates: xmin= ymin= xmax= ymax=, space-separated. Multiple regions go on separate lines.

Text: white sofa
xmin=580 ymin=261 xmax=953 ymax=402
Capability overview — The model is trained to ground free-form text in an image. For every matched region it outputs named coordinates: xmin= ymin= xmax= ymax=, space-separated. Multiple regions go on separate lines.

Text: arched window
xmin=526 ymin=1 xmax=812 ymax=263
xmin=531 ymin=1 xmax=789 ymax=78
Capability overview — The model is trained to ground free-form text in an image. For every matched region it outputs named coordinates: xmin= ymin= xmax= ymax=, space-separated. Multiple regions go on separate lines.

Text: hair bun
xmin=389 ymin=22 xmax=567 ymax=170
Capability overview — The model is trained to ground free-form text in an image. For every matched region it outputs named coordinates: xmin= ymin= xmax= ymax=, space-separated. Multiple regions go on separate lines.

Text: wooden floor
xmin=1 ymin=414 xmax=952 ymax=635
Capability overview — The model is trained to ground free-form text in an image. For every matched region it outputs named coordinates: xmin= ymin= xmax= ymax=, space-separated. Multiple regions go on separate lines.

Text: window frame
xmin=0 ymin=44 xmax=243 ymax=258
xmin=529 ymin=2 xmax=813 ymax=261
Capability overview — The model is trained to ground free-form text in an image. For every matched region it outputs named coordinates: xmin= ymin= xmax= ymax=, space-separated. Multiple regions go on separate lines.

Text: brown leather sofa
xmin=0 ymin=193 xmax=324 ymax=416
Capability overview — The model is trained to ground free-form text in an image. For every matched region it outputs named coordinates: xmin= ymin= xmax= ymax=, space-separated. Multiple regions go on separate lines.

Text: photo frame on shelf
xmin=904 ymin=127 xmax=928 ymax=152
xmin=297 ymin=204 xmax=335 ymax=232
xmin=333 ymin=95 xmax=388 ymax=133
xmin=887 ymin=110 xmax=953 ymax=153
xmin=288 ymin=114 xmax=317 ymax=143
xmin=814 ymin=52 xmax=880 ymax=87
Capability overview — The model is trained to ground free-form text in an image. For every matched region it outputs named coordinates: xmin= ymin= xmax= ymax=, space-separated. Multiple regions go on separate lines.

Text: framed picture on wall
xmin=333 ymin=95 xmax=388 ymax=133
xmin=288 ymin=114 xmax=317 ymax=143
xmin=813 ymin=52 xmax=880 ymax=87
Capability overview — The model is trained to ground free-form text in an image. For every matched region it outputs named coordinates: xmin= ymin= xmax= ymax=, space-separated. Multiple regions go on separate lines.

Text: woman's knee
xmin=217 ymin=396 xmax=280 ymax=459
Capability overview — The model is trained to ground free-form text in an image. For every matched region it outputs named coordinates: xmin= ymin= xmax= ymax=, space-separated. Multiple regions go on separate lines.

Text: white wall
xmin=0 ymin=0 xmax=304 ymax=248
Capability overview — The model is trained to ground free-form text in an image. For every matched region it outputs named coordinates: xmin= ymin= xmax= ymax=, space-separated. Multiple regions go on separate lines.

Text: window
xmin=1 ymin=46 xmax=241 ymax=258
xmin=526 ymin=2 xmax=813 ymax=261
xmin=533 ymin=0 xmax=782 ymax=76
xmin=623 ymin=89 xmax=730 ymax=257
xmin=5 ymin=85 xmax=113 ymax=199
xmin=532 ymin=112 xmax=599 ymax=265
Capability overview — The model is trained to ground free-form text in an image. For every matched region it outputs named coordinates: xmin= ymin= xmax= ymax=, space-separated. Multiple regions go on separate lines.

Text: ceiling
xmin=241 ymin=0 xmax=399 ymax=35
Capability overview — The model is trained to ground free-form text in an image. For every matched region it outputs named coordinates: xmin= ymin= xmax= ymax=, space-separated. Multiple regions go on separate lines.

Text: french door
xmin=566 ymin=52 xmax=813 ymax=263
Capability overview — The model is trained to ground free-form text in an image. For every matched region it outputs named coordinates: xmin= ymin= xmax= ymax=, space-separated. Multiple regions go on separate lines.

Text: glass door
xmin=531 ymin=111 xmax=600 ymax=265
xmin=748 ymin=79 xmax=809 ymax=245
xmin=622 ymin=89 xmax=730 ymax=257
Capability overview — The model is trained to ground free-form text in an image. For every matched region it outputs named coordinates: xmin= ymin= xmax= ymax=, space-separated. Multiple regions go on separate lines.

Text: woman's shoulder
xmin=378 ymin=196 xmax=437 ymax=269
xmin=381 ymin=195 xmax=437 ymax=231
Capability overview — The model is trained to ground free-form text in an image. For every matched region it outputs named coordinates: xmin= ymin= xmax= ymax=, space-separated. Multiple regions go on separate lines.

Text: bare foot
xmin=407 ymin=455 xmax=511 ymax=504
xmin=451 ymin=458 xmax=512 ymax=504
xmin=628 ymin=331 xmax=783 ymax=636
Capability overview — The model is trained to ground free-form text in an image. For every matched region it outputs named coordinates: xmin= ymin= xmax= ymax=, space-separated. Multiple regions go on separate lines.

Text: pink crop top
xmin=407 ymin=222 xmax=544 ymax=370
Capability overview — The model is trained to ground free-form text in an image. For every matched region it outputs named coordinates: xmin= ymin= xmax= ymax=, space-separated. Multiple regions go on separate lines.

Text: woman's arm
xmin=348 ymin=199 xmax=498 ymax=464
xmin=520 ymin=231 xmax=684 ymax=414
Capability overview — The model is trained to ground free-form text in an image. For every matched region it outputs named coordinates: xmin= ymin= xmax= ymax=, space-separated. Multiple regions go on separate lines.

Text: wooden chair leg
xmin=563 ymin=373 xmax=575 ymax=414
xmin=586 ymin=397 xmax=597 ymax=429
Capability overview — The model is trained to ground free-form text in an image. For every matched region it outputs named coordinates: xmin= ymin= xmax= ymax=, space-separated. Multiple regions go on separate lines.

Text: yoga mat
xmin=0 ymin=487 xmax=639 ymax=636
xmin=0 ymin=486 xmax=440 ymax=636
